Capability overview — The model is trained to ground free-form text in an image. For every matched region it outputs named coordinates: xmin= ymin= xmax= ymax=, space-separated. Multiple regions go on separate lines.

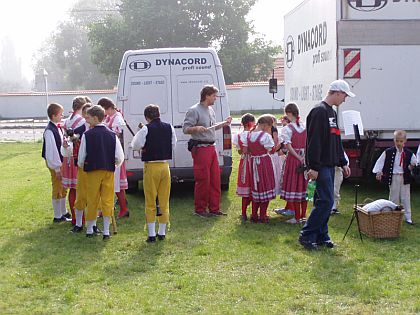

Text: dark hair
xmin=144 ymin=104 xmax=160 ymax=120
xmin=200 ymin=85 xmax=219 ymax=102
xmin=47 ymin=103 xmax=63 ymax=119
xmin=84 ymin=96 xmax=92 ymax=103
xmin=81 ymin=103 xmax=92 ymax=114
xmin=97 ymin=97 xmax=116 ymax=110
xmin=87 ymin=105 xmax=105 ymax=122
xmin=257 ymin=114 xmax=274 ymax=126
xmin=284 ymin=102 xmax=300 ymax=126
xmin=241 ymin=113 xmax=255 ymax=127
xmin=72 ymin=96 xmax=87 ymax=112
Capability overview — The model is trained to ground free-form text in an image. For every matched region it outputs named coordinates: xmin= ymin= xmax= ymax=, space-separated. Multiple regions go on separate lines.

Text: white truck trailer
xmin=283 ymin=0 xmax=420 ymax=177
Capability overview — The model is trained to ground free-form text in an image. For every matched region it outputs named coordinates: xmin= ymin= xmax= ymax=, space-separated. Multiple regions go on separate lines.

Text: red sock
xmin=260 ymin=202 xmax=269 ymax=221
xmin=82 ymin=212 xmax=85 ymax=225
xmin=293 ymin=202 xmax=301 ymax=221
xmin=251 ymin=201 xmax=259 ymax=221
xmin=68 ymin=188 xmax=76 ymax=224
xmin=116 ymin=191 xmax=129 ymax=217
xmin=301 ymin=201 xmax=308 ymax=220
xmin=242 ymin=197 xmax=251 ymax=217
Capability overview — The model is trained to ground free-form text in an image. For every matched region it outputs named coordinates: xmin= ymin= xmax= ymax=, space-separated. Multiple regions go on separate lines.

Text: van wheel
xmin=126 ymin=181 xmax=138 ymax=194
xmin=221 ymin=182 xmax=229 ymax=191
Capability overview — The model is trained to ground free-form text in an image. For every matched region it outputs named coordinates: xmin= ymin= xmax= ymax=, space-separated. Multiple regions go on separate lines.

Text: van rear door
xmin=123 ymin=52 xmax=174 ymax=170
xmin=168 ymin=51 xmax=224 ymax=168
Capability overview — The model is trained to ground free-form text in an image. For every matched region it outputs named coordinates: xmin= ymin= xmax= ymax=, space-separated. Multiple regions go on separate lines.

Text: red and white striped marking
xmin=344 ymin=49 xmax=361 ymax=79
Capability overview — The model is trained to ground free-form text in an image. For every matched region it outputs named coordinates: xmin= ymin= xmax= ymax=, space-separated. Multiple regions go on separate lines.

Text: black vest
xmin=83 ymin=125 xmax=116 ymax=172
xmin=141 ymin=118 xmax=173 ymax=162
xmin=381 ymin=147 xmax=413 ymax=186
xmin=42 ymin=121 xmax=63 ymax=162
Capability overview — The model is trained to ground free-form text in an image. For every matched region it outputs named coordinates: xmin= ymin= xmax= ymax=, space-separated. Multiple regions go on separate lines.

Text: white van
xmin=116 ymin=47 xmax=232 ymax=191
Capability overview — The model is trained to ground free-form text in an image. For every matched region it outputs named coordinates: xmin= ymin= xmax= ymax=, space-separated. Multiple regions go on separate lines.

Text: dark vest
xmin=141 ymin=118 xmax=173 ymax=162
xmin=83 ymin=125 xmax=116 ymax=172
xmin=42 ymin=121 xmax=63 ymax=162
xmin=381 ymin=147 xmax=413 ymax=186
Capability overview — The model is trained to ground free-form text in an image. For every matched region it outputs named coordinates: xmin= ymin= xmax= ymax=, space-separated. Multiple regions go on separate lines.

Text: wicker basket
xmin=355 ymin=205 xmax=405 ymax=238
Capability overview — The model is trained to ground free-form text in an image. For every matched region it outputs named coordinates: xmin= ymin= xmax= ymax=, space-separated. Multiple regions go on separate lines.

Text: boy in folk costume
xmin=373 ymin=130 xmax=417 ymax=225
xmin=70 ymin=103 xmax=92 ymax=233
xmin=62 ymin=96 xmax=86 ymax=224
xmin=279 ymin=103 xmax=309 ymax=224
xmin=246 ymin=115 xmax=276 ymax=223
xmin=131 ymin=105 xmax=177 ymax=242
xmin=42 ymin=103 xmax=70 ymax=222
xmin=232 ymin=113 xmax=256 ymax=221
xmin=78 ymin=105 xmax=124 ymax=240
xmin=98 ymin=97 xmax=130 ymax=218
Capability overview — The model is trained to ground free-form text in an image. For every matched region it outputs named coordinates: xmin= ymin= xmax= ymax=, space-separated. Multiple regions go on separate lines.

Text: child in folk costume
xmin=42 ymin=103 xmax=70 ymax=222
xmin=280 ymin=103 xmax=309 ymax=224
xmin=70 ymin=103 xmax=93 ymax=233
xmin=78 ymin=105 xmax=124 ymax=240
xmin=232 ymin=113 xmax=256 ymax=221
xmin=98 ymin=97 xmax=130 ymax=218
xmin=373 ymin=130 xmax=417 ymax=225
xmin=62 ymin=96 xmax=86 ymax=224
xmin=269 ymin=115 xmax=282 ymax=195
xmin=131 ymin=104 xmax=177 ymax=242
xmin=247 ymin=115 xmax=276 ymax=223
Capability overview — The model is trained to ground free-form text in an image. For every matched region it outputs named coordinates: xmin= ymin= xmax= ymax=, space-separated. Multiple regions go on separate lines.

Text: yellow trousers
xmin=86 ymin=170 xmax=114 ymax=221
xmin=47 ymin=163 xmax=67 ymax=199
xmin=143 ymin=162 xmax=171 ymax=223
xmin=74 ymin=167 xmax=87 ymax=210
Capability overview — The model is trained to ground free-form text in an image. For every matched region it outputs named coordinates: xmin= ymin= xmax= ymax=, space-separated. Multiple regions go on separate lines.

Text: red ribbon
xmin=400 ymin=150 xmax=405 ymax=167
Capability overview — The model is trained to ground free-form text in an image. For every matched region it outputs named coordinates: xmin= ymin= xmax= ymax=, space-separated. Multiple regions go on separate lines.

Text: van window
xmin=176 ymin=74 xmax=214 ymax=113
xmin=129 ymin=76 xmax=168 ymax=115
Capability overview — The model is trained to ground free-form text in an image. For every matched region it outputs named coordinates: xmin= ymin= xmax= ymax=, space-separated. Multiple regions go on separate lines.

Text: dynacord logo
xmin=156 ymin=58 xmax=207 ymax=66
xmin=348 ymin=0 xmax=388 ymax=11
xmin=285 ymin=35 xmax=295 ymax=69
xmin=129 ymin=60 xmax=151 ymax=72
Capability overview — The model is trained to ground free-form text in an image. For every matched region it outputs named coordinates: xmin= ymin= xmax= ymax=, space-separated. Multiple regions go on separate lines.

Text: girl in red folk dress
xmin=62 ymin=96 xmax=86 ymax=224
xmin=247 ymin=115 xmax=276 ymax=223
xmin=279 ymin=103 xmax=309 ymax=224
xmin=98 ymin=97 xmax=130 ymax=218
xmin=232 ymin=113 xmax=256 ymax=222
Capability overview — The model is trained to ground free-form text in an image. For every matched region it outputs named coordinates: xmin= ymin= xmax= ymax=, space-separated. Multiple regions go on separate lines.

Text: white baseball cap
xmin=329 ymin=79 xmax=355 ymax=97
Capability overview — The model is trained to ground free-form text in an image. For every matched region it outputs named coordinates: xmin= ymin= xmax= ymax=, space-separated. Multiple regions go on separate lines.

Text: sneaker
xmin=63 ymin=212 xmax=72 ymax=219
xmin=53 ymin=216 xmax=71 ymax=223
xmin=330 ymin=208 xmax=341 ymax=215
xmin=286 ymin=218 xmax=298 ymax=224
xmin=146 ymin=236 xmax=156 ymax=243
xmin=70 ymin=225 xmax=83 ymax=233
xmin=298 ymin=236 xmax=318 ymax=250
xmin=194 ymin=211 xmax=211 ymax=218
xmin=157 ymin=234 xmax=165 ymax=241
xmin=93 ymin=226 xmax=102 ymax=235
xmin=209 ymin=211 xmax=227 ymax=216
xmin=259 ymin=216 xmax=270 ymax=224
xmin=86 ymin=233 xmax=94 ymax=238
xmin=103 ymin=234 xmax=111 ymax=241
xmin=274 ymin=208 xmax=295 ymax=216
xmin=405 ymin=220 xmax=415 ymax=225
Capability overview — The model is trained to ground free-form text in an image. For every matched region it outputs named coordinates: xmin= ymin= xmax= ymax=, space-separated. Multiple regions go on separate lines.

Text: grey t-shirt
xmin=182 ymin=102 xmax=216 ymax=142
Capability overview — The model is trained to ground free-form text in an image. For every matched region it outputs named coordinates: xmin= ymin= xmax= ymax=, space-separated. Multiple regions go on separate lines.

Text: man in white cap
xmin=299 ymin=79 xmax=355 ymax=250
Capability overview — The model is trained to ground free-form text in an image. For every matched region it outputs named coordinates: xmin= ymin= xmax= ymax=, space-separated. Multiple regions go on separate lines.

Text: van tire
xmin=126 ymin=181 xmax=138 ymax=194
xmin=221 ymin=182 xmax=229 ymax=191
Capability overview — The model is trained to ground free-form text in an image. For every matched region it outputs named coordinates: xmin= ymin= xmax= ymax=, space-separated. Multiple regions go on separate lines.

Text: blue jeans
xmin=300 ymin=167 xmax=335 ymax=243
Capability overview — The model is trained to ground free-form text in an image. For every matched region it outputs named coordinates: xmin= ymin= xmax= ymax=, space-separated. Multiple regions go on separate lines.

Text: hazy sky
xmin=0 ymin=0 xmax=303 ymax=81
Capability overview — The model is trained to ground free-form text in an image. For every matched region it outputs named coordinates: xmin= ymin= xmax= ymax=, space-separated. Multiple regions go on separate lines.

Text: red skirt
xmin=62 ymin=157 xmax=78 ymax=189
xmin=279 ymin=155 xmax=308 ymax=202
xmin=114 ymin=161 xmax=128 ymax=192
xmin=249 ymin=154 xmax=276 ymax=202
xmin=236 ymin=155 xmax=251 ymax=197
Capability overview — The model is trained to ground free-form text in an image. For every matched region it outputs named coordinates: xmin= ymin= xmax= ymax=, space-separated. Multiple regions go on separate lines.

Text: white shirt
xmin=416 ymin=145 xmax=420 ymax=164
xmin=44 ymin=125 xmax=64 ymax=172
xmin=280 ymin=122 xmax=306 ymax=144
xmin=77 ymin=124 xmax=124 ymax=169
xmin=105 ymin=112 xmax=126 ymax=134
xmin=245 ymin=131 xmax=274 ymax=150
xmin=131 ymin=124 xmax=177 ymax=158
xmin=64 ymin=113 xmax=85 ymax=131
xmin=232 ymin=131 xmax=249 ymax=150
xmin=372 ymin=148 xmax=417 ymax=174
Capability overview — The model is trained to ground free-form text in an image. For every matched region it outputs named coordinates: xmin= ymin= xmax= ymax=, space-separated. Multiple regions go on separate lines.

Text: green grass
xmin=0 ymin=143 xmax=419 ymax=314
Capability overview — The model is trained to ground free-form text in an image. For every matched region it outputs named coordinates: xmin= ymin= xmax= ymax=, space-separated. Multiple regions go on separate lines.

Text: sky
xmin=0 ymin=0 xmax=303 ymax=82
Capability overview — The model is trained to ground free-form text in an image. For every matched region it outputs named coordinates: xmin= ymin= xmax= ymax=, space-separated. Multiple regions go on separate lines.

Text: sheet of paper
xmin=342 ymin=110 xmax=364 ymax=136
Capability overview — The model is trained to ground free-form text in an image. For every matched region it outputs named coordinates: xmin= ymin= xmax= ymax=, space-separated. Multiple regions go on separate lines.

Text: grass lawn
xmin=0 ymin=143 xmax=419 ymax=314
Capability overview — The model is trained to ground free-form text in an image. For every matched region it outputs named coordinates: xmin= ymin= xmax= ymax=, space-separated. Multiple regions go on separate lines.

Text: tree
xmin=89 ymin=0 xmax=280 ymax=83
xmin=33 ymin=0 xmax=119 ymax=91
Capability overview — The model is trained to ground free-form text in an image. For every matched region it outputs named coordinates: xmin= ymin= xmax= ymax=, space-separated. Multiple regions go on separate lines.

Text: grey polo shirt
xmin=182 ymin=102 xmax=216 ymax=143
